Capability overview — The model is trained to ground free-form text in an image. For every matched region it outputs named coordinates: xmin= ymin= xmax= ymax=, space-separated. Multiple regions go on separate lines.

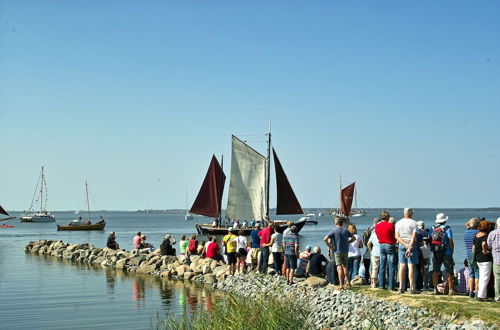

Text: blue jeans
xmin=379 ymin=244 xmax=395 ymax=290
xmin=260 ymin=247 xmax=270 ymax=274
xmin=348 ymin=256 xmax=361 ymax=280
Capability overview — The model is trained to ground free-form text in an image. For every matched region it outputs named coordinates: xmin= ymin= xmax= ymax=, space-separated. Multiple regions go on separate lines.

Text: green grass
xmin=351 ymin=287 xmax=499 ymax=326
xmin=156 ymin=293 xmax=311 ymax=330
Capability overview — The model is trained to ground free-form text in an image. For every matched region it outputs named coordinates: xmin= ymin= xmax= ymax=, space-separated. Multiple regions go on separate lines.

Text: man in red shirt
xmin=206 ymin=237 xmax=223 ymax=262
xmin=258 ymin=223 xmax=273 ymax=274
xmin=375 ymin=211 xmax=396 ymax=290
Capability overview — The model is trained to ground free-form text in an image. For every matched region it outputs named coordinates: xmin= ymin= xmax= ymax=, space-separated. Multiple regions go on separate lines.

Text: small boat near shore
xmin=58 ymin=181 xmax=106 ymax=231
xmin=57 ymin=222 xmax=105 ymax=231
xmin=300 ymin=213 xmax=318 ymax=225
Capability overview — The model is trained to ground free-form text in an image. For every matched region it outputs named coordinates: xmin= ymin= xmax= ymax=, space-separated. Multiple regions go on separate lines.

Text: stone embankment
xmin=25 ymin=240 xmax=493 ymax=330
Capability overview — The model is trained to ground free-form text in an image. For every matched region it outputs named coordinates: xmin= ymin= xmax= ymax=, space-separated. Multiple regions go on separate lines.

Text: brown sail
xmin=340 ymin=182 xmax=355 ymax=217
xmin=0 ymin=205 xmax=8 ymax=216
xmin=273 ymin=148 xmax=303 ymax=215
xmin=189 ymin=155 xmax=226 ymax=218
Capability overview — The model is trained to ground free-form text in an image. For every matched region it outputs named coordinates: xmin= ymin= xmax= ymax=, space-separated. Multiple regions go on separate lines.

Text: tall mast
xmin=85 ymin=181 xmax=91 ymax=222
xmin=40 ymin=166 xmax=44 ymax=212
xmin=219 ymin=154 xmax=223 ymax=222
xmin=265 ymin=121 xmax=271 ymax=219
xmin=355 ymin=184 xmax=358 ymax=210
xmin=339 ymin=175 xmax=342 ymax=213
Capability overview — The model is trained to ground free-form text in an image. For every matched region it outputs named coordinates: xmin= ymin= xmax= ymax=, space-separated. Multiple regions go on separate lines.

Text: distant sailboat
xmin=20 ymin=166 xmax=55 ymax=223
xmin=194 ymin=131 xmax=306 ymax=235
xmin=184 ymin=190 xmax=195 ymax=221
xmin=332 ymin=180 xmax=356 ymax=223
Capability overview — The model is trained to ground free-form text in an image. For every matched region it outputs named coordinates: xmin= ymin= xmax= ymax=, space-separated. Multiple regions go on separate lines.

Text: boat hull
xmin=196 ymin=218 xmax=307 ymax=236
xmin=57 ymin=223 xmax=105 ymax=231
xmin=21 ymin=215 xmax=56 ymax=223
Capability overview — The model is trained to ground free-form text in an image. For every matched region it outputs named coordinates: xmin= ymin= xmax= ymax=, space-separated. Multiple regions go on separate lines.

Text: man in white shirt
xmin=395 ymin=207 xmax=419 ymax=294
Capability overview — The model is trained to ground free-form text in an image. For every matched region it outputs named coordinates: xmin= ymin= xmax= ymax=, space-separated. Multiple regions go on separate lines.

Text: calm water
xmin=1 ymin=209 xmax=498 ymax=329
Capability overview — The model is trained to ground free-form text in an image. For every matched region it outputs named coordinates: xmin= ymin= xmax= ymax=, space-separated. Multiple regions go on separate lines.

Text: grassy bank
xmin=351 ymin=287 xmax=499 ymax=326
xmin=157 ymin=293 xmax=311 ymax=330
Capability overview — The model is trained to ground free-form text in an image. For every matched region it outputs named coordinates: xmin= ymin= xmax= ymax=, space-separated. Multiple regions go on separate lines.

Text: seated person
xmin=206 ymin=237 xmax=224 ymax=262
xmin=295 ymin=245 xmax=312 ymax=277
xmin=308 ymin=246 xmax=328 ymax=277
xmin=140 ymin=235 xmax=154 ymax=251
xmin=160 ymin=234 xmax=176 ymax=256
xmin=107 ymin=232 xmax=119 ymax=250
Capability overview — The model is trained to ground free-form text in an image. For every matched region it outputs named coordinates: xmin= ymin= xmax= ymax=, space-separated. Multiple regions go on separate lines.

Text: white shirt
xmin=348 ymin=234 xmax=362 ymax=257
xmin=395 ymin=218 xmax=417 ymax=243
xmin=236 ymin=236 xmax=247 ymax=251
xmin=271 ymin=232 xmax=283 ymax=252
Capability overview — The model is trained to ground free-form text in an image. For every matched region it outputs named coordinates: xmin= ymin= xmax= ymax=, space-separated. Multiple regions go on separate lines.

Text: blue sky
xmin=1 ymin=1 xmax=499 ymax=211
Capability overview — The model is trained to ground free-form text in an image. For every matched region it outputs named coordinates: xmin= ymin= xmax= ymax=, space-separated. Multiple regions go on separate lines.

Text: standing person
xmin=368 ymin=225 xmax=380 ymax=288
xmin=223 ymin=228 xmax=238 ymax=275
xmin=376 ymin=210 xmax=396 ymax=291
xmin=474 ymin=221 xmax=493 ymax=301
xmin=258 ymin=223 xmax=273 ymax=274
xmin=464 ymin=218 xmax=480 ymax=298
xmin=487 ymin=218 xmax=500 ymax=302
xmin=133 ymin=232 xmax=142 ymax=249
xmin=429 ymin=213 xmax=455 ymax=295
xmin=418 ymin=222 xmax=432 ymax=290
xmin=249 ymin=224 xmax=261 ymax=271
xmin=415 ymin=221 xmax=427 ymax=291
xmin=362 ymin=218 xmax=379 ymax=284
xmin=324 ymin=218 xmax=355 ymax=289
xmin=283 ymin=221 xmax=294 ymax=237
xmin=107 ymin=232 xmax=119 ymax=250
xmin=395 ymin=208 xmax=419 ymax=294
xmin=236 ymin=230 xmax=248 ymax=274
xmin=347 ymin=224 xmax=363 ymax=280
xmin=264 ymin=226 xmax=283 ymax=275
xmin=179 ymin=234 xmax=189 ymax=255
xmin=283 ymin=225 xmax=299 ymax=285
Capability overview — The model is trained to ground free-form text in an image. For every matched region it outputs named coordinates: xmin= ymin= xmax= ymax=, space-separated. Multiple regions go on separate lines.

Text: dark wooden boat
xmin=196 ymin=217 xmax=307 ymax=236
xmin=57 ymin=222 xmax=105 ymax=231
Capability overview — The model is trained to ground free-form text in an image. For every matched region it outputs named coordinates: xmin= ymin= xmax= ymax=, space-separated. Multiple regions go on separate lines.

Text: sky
xmin=1 ymin=1 xmax=499 ymax=211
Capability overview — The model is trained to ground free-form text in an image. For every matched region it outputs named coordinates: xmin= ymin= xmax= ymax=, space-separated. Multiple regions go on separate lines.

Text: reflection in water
xmin=132 ymin=278 xmax=146 ymax=307
xmin=105 ymin=269 xmax=116 ymax=294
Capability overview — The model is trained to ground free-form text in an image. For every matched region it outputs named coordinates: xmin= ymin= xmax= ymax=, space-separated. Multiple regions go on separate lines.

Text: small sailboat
xmin=57 ymin=182 xmax=105 ymax=231
xmin=184 ymin=191 xmax=194 ymax=220
xmin=332 ymin=179 xmax=356 ymax=223
xmin=194 ymin=130 xmax=306 ymax=235
xmin=20 ymin=166 xmax=56 ymax=222
xmin=299 ymin=213 xmax=319 ymax=225
xmin=0 ymin=205 xmax=15 ymax=227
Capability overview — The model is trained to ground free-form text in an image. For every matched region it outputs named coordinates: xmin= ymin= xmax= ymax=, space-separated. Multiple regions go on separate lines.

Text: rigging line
xmin=235 ymin=133 xmax=267 ymax=137
xmin=28 ymin=169 xmax=42 ymax=211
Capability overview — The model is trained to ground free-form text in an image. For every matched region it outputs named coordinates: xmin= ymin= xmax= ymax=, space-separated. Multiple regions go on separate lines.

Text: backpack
xmin=430 ymin=225 xmax=449 ymax=252
xmin=188 ymin=239 xmax=197 ymax=253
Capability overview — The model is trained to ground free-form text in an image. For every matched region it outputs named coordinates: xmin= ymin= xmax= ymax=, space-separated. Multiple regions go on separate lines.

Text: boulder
xmin=190 ymin=255 xmax=201 ymax=266
xmin=115 ymin=258 xmax=128 ymax=270
xmin=184 ymin=272 xmax=194 ymax=280
xmin=103 ymin=247 xmax=118 ymax=257
xmin=202 ymin=265 xmax=212 ymax=274
xmin=204 ymin=274 xmax=216 ymax=284
xmin=176 ymin=255 xmax=187 ymax=264
xmin=66 ymin=244 xmax=79 ymax=252
xmin=210 ymin=260 xmax=219 ymax=269
xmin=161 ymin=270 xmax=172 ymax=277
xmin=176 ymin=265 xmax=188 ymax=277
xmin=305 ymin=276 xmax=328 ymax=288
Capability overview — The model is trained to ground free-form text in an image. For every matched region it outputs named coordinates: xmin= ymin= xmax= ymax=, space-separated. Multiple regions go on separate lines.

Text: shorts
xmin=398 ymin=244 xmax=419 ymax=265
xmin=334 ymin=253 xmax=348 ymax=266
xmin=285 ymin=255 xmax=298 ymax=269
xmin=467 ymin=257 xmax=479 ymax=279
xmin=432 ymin=252 xmax=454 ymax=273
xmin=227 ymin=252 xmax=237 ymax=265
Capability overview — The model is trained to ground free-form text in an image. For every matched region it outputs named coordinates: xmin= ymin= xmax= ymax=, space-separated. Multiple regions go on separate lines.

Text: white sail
xmin=226 ymin=135 xmax=267 ymax=220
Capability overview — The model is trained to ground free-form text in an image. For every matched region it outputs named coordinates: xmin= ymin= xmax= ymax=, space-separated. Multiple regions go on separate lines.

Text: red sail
xmin=189 ymin=155 xmax=226 ymax=218
xmin=0 ymin=205 xmax=8 ymax=216
xmin=341 ymin=182 xmax=355 ymax=217
xmin=273 ymin=148 xmax=303 ymax=215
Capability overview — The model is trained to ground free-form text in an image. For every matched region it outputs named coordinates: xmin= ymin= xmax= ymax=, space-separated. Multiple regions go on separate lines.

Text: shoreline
xmin=24 ymin=240 xmax=495 ymax=329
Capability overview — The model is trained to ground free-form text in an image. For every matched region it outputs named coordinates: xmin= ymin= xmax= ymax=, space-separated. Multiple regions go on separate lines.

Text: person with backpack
xmin=187 ymin=234 xmax=198 ymax=257
xmin=223 ymin=228 xmax=238 ymax=275
xmin=429 ymin=213 xmax=455 ymax=295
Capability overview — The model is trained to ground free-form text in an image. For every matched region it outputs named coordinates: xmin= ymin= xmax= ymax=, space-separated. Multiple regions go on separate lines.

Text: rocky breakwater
xmin=217 ymin=274 xmax=494 ymax=330
xmin=24 ymin=240 xmax=231 ymax=285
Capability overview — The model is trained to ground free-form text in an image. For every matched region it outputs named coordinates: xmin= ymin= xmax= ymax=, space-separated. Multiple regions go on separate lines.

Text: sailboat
xmin=57 ymin=181 xmax=105 ymax=231
xmin=331 ymin=180 xmax=356 ymax=223
xmin=184 ymin=191 xmax=194 ymax=221
xmin=193 ymin=131 xmax=307 ymax=235
xmin=20 ymin=166 xmax=56 ymax=223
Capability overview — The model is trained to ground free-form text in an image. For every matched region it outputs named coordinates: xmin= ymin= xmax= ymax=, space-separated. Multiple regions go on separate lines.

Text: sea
xmin=1 ymin=209 xmax=498 ymax=329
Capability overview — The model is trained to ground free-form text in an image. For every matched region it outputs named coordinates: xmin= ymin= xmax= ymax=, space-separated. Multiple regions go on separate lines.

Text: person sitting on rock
xmin=140 ymin=235 xmax=154 ymax=252
xmin=107 ymin=232 xmax=119 ymax=250
xmin=309 ymin=246 xmax=328 ymax=277
xmin=133 ymin=232 xmax=142 ymax=249
xmin=160 ymin=234 xmax=176 ymax=256
xmin=206 ymin=236 xmax=223 ymax=262
xmin=295 ymin=245 xmax=312 ymax=277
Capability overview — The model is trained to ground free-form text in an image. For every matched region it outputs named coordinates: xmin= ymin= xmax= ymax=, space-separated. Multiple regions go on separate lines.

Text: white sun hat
xmin=435 ymin=213 xmax=448 ymax=224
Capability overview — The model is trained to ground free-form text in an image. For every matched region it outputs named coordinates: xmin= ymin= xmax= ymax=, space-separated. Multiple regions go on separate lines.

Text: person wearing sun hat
xmin=429 ymin=212 xmax=455 ymax=295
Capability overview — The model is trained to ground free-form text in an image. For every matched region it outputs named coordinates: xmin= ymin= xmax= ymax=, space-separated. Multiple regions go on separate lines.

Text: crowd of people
xmin=105 ymin=208 xmax=500 ymax=301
